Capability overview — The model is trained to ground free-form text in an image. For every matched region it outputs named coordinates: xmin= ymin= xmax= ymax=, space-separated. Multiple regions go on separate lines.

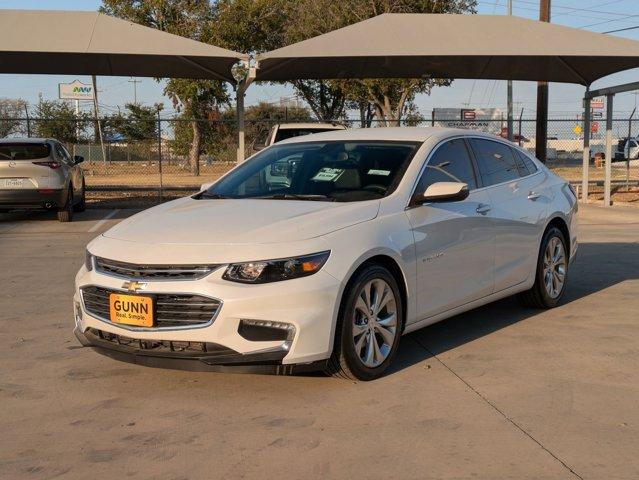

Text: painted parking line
xmin=88 ymin=209 xmax=119 ymax=233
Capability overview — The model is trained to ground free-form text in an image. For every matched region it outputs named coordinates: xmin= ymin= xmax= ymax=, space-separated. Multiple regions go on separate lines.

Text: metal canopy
xmin=257 ymin=13 xmax=639 ymax=85
xmin=0 ymin=10 xmax=247 ymax=82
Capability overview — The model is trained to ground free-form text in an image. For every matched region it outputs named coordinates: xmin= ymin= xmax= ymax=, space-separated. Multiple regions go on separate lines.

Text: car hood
xmin=103 ymin=197 xmax=380 ymax=245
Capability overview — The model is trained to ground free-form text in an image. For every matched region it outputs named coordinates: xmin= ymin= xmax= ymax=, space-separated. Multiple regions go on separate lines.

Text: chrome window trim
xmin=406 ymin=134 xmax=544 ymax=209
xmin=79 ymin=284 xmax=223 ymax=332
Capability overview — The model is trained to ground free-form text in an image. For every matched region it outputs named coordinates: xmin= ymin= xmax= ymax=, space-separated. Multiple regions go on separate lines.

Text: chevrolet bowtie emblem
xmin=122 ymin=280 xmax=147 ymax=293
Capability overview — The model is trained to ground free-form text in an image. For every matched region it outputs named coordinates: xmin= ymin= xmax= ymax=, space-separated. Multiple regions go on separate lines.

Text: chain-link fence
xmin=2 ymin=115 xmax=638 ymax=206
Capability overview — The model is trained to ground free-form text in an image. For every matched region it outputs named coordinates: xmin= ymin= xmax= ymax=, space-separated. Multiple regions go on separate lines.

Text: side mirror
xmin=419 ymin=182 xmax=469 ymax=203
xmin=200 ymin=182 xmax=214 ymax=191
xmin=74 ymin=155 xmax=84 ymax=164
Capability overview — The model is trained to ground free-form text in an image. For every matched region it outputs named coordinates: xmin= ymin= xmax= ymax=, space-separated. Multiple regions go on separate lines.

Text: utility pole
xmin=507 ymin=0 xmax=514 ymax=141
xmin=128 ymin=78 xmax=141 ymax=104
xmin=536 ymin=0 xmax=551 ymax=162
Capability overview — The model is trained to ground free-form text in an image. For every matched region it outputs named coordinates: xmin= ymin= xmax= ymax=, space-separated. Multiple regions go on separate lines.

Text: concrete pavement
xmin=0 ymin=205 xmax=638 ymax=480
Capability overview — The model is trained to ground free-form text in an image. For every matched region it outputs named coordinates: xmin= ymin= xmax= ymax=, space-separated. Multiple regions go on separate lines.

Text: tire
xmin=57 ymin=186 xmax=74 ymax=222
xmin=326 ymin=264 xmax=404 ymax=381
xmin=73 ymin=180 xmax=86 ymax=212
xmin=518 ymin=226 xmax=568 ymax=308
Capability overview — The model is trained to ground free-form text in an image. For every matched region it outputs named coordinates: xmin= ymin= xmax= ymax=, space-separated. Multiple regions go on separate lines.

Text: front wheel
xmin=326 ymin=265 xmax=403 ymax=381
xmin=518 ymin=227 xmax=568 ymax=308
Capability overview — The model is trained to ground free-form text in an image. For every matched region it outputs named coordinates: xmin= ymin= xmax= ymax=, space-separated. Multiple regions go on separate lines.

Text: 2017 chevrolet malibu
xmin=74 ymin=128 xmax=578 ymax=380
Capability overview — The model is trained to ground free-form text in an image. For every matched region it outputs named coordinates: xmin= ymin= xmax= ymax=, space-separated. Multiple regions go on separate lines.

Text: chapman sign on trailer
xmin=432 ymin=108 xmax=503 ymax=134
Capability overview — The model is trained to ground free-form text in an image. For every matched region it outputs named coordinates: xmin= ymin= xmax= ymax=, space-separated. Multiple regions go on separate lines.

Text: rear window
xmin=0 ymin=143 xmax=51 ymax=161
xmin=274 ymin=128 xmax=339 ymax=143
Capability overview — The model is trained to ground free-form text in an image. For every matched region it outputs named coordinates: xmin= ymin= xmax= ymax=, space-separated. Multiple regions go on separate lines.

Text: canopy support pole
xmin=604 ymin=95 xmax=614 ymax=207
xmin=582 ymin=87 xmax=591 ymax=204
xmin=236 ymin=67 xmax=256 ymax=164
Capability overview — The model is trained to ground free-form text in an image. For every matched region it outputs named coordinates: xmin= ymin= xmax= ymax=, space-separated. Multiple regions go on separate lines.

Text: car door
xmin=405 ymin=137 xmax=495 ymax=321
xmin=468 ymin=138 xmax=548 ymax=292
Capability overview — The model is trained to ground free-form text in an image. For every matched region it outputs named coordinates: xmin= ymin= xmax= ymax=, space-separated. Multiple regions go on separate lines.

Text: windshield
xmin=0 ymin=143 xmax=50 ymax=161
xmin=202 ymin=141 xmax=420 ymax=202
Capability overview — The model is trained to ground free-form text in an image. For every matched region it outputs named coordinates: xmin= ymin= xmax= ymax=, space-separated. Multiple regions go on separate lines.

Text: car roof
xmin=276 ymin=123 xmax=346 ymax=130
xmin=0 ymin=137 xmax=52 ymax=144
xmin=275 ymin=127 xmax=504 ymax=144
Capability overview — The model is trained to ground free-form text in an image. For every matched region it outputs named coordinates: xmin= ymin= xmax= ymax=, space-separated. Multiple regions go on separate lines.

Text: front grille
xmin=94 ymin=256 xmax=219 ymax=280
xmin=81 ymin=285 xmax=221 ymax=329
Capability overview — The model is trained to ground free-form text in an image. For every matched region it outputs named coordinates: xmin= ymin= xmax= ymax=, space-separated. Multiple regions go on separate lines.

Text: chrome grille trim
xmin=80 ymin=285 xmax=222 ymax=331
xmin=94 ymin=257 xmax=219 ymax=281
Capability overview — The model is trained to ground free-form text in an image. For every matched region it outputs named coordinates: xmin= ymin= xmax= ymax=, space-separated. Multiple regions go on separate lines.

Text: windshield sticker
xmin=367 ymin=169 xmax=391 ymax=176
xmin=311 ymin=167 xmax=344 ymax=182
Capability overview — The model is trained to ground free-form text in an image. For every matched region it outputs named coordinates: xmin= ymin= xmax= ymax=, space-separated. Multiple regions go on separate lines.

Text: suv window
xmin=414 ymin=138 xmax=477 ymax=195
xmin=53 ymin=142 xmax=71 ymax=164
xmin=0 ymin=143 xmax=50 ymax=160
xmin=470 ymin=139 xmax=521 ymax=186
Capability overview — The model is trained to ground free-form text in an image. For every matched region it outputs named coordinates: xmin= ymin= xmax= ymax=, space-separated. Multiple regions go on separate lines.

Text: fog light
xmin=238 ymin=319 xmax=295 ymax=343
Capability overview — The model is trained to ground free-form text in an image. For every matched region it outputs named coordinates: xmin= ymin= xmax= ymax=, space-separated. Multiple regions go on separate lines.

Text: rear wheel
xmin=326 ymin=265 xmax=403 ymax=381
xmin=57 ymin=187 xmax=74 ymax=222
xmin=73 ymin=180 xmax=86 ymax=212
xmin=518 ymin=226 xmax=568 ymax=308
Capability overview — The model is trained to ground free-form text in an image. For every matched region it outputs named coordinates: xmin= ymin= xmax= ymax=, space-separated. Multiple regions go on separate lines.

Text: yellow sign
xmin=573 ymin=125 xmax=582 ymax=135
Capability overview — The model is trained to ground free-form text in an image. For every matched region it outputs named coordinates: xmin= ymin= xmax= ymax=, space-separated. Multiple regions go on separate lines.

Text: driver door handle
xmin=476 ymin=203 xmax=491 ymax=215
xmin=527 ymin=191 xmax=541 ymax=201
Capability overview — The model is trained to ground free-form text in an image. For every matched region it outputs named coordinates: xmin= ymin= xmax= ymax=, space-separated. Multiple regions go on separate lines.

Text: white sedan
xmin=74 ymin=128 xmax=578 ymax=381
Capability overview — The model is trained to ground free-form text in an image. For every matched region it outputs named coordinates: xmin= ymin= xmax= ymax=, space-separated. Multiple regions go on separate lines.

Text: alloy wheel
xmin=543 ymin=236 xmax=566 ymax=299
xmin=352 ymin=278 xmax=398 ymax=368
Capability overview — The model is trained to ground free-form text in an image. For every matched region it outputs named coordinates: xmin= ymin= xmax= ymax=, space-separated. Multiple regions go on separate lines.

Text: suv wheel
xmin=57 ymin=187 xmax=74 ymax=222
xmin=326 ymin=265 xmax=403 ymax=381
xmin=73 ymin=180 xmax=86 ymax=212
xmin=518 ymin=226 xmax=568 ymax=308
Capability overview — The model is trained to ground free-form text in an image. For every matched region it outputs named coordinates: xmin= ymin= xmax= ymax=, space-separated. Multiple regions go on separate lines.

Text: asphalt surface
xmin=0 ymin=204 xmax=638 ymax=480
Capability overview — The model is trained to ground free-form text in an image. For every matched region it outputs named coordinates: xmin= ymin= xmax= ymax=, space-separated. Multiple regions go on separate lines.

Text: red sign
xmin=461 ymin=109 xmax=476 ymax=120
xmin=591 ymin=122 xmax=599 ymax=134
xmin=590 ymin=98 xmax=605 ymax=109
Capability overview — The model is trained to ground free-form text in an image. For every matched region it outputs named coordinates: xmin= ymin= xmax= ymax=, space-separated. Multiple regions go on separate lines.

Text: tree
xmin=100 ymin=0 xmax=230 ymax=175
xmin=34 ymin=100 xmax=88 ymax=144
xmin=103 ymin=103 xmax=158 ymax=142
xmin=0 ymin=98 xmax=27 ymax=138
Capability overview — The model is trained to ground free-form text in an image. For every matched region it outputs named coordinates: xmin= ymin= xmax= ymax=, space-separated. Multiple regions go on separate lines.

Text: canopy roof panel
xmin=257 ymin=14 xmax=639 ymax=85
xmin=0 ymin=9 xmax=247 ymax=82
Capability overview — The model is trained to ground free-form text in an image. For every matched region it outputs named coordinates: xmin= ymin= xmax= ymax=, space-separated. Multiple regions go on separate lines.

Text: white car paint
xmin=74 ymin=127 xmax=578 ymax=373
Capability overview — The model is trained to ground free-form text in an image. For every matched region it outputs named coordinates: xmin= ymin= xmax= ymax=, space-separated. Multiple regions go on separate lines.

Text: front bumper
xmin=74 ymin=327 xmax=327 ymax=374
xmin=0 ymin=188 xmax=65 ymax=210
xmin=74 ymin=262 xmax=343 ymax=371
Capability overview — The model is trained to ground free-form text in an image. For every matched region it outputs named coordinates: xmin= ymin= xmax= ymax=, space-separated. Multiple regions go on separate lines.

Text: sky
xmin=1 ymin=0 xmax=639 ymax=118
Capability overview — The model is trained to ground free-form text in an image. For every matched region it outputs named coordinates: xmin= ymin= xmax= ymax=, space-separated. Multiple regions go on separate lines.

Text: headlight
xmin=85 ymin=250 xmax=94 ymax=271
xmin=223 ymin=251 xmax=330 ymax=284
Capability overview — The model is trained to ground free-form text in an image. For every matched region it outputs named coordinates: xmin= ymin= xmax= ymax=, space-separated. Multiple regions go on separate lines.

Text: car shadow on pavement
xmin=387 ymin=240 xmax=639 ymax=376
xmin=0 ymin=208 xmax=136 ymax=223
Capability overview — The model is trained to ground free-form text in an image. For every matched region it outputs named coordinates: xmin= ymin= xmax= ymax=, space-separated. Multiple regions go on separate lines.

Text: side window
xmin=414 ymin=138 xmax=477 ymax=195
xmin=53 ymin=143 xmax=70 ymax=164
xmin=470 ymin=139 xmax=520 ymax=186
xmin=514 ymin=149 xmax=538 ymax=175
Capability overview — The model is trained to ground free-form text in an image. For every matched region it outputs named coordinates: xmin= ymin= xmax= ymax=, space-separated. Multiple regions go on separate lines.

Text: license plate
xmin=0 ymin=178 xmax=26 ymax=189
xmin=109 ymin=293 xmax=154 ymax=327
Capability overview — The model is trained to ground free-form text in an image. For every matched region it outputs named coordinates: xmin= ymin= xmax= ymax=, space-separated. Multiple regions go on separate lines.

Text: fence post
xmin=157 ymin=111 xmax=163 ymax=202
xmin=24 ymin=104 xmax=31 ymax=137
xmin=582 ymin=89 xmax=591 ymax=204
xmin=604 ymin=95 xmax=613 ymax=207
xmin=627 ymin=108 xmax=635 ymax=190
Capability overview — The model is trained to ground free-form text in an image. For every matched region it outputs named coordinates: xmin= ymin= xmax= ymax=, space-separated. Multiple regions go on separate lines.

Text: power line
xmin=601 ymin=24 xmax=639 ymax=34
